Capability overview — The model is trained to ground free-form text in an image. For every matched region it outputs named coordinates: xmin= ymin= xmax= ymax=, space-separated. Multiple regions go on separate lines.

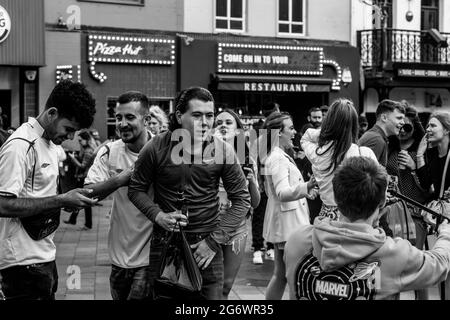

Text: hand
xmin=417 ymin=135 xmax=429 ymax=158
xmin=306 ymin=187 xmax=319 ymax=200
xmin=191 ymin=239 xmax=216 ymax=270
xmin=67 ymin=152 xmax=75 ymax=160
xmin=398 ymin=151 xmax=416 ymax=171
xmin=243 ymin=166 xmax=255 ymax=182
xmin=155 ymin=211 xmax=188 ymax=232
xmin=60 ymin=188 xmax=99 ymax=208
xmin=306 ymin=175 xmax=317 ymax=192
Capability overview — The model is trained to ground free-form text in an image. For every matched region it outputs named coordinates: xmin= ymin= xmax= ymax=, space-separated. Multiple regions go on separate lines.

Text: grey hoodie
xmin=285 ymin=216 xmax=450 ymax=300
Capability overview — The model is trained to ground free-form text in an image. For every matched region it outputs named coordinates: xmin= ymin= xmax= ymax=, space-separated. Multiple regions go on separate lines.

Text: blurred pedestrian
xmin=0 ymin=80 xmax=97 ymax=300
xmin=300 ymin=107 xmax=322 ymax=135
xmin=262 ymin=112 xmax=317 ymax=300
xmin=358 ymin=114 xmax=369 ymax=138
xmin=64 ymin=129 xmax=97 ymax=230
xmin=90 ymin=128 xmax=102 ymax=148
xmin=128 ymin=87 xmax=250 ymax=300
xmin=215 ymin=109 xmax=260 ymax=299
xmin=85 ymin=91 xmax=153 ymax=300
xmin=301 ymin=98 xmax=378 ymax=220
xmin=148 ymin=105 xmax=169 ymax=136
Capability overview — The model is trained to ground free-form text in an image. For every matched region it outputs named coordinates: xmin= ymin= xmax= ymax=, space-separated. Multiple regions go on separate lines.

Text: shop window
xmin=106 ymin=97 xmax=118 ymax=140
xmin=278 ymin=0 xmax=305 ymax=36
xmin=215 ymin=0 xmax=246 ymax=33
xmin=78 ymin=0 xmax=144 ymax=6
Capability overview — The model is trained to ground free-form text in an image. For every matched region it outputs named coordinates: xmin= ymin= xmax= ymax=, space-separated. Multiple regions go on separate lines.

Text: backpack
xmin=0 ymin=137 xmax=60 ymax=241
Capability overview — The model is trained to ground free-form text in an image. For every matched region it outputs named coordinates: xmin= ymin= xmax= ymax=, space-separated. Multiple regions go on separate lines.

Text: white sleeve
xmin=0 ymin=139 xmax=34 ymax=197
xmin=84 ymin=145 xmax=111 ymax=185
xmin=300 ymin=128 xmax=320 ymax=160
xmin=268 ymin=154 xmax=308 ymax=202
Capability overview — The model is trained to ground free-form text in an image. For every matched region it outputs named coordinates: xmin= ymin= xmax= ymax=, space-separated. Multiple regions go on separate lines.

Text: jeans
xmin=110 ymin=265 xmax=152 ymax=300
xmin=0 ymin=261 xmax=58 ymax=300
xmin=149 ymin=226 xmax=224 ymax=300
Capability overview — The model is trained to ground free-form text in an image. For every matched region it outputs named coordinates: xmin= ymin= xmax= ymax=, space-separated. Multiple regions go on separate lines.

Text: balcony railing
xmin=358 ymin=29 xmax=450 ymax=71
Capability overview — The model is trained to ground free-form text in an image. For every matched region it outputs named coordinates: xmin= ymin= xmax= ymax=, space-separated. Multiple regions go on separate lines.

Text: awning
xmin=213 ymin=74 xmax=332 ymax=92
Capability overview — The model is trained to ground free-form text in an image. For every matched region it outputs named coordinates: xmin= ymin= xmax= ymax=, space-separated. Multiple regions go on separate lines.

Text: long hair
xmin=215 ymin=108 xmax=250 ymax=165
xmin=316 ymin=98 xmax=358 ymax=174
xmin=169 ymin=87 xmax=214 ymax=132
xmin=78 ymin=129 xmax=97 ymax=151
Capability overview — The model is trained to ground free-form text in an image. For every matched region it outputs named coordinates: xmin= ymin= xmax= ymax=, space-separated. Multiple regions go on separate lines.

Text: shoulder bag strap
xmin=439 ymin=148 xmax=450 ymax=199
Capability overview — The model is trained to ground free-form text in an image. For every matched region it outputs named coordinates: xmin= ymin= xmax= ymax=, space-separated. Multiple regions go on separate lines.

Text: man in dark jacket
xmin=128 ymin=87 xmax=250 ymax=300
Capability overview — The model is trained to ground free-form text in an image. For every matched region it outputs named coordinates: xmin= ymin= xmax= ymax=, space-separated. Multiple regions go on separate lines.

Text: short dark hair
xmin=45 ymin=80 xmax=96 ymax=129
xmin=117 ymin=91 xmax=149 ymax=115
xmin=375 ymin=99 xmax=405 ymax=119
xmin=262 ymin=102 xmax=280 ymax=118
xmin=320 ymin=105 xmax=329 ymax=113
xmin=332 ymin=157 xmax=388 ymax=221
xmin=308 ymin=107 xmax=322 ymax=116
xmin=169 ymin=87 xmax=214 ymax=131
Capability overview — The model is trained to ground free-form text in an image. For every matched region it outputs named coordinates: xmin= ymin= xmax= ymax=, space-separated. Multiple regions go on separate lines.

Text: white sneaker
xmin=253 ymin=250 xmax=263 ymax=264
xmin=265 ymin=249 xmax=275 ymax=261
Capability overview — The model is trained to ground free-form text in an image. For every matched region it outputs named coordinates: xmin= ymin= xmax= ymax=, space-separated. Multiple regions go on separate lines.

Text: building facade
xmin=179 ymin=0 xmax=359 ymax=129
xmin=0 ymin=0 xmax=45 ymax=129
xmin=356 ymin=0 xmax=450 ymax=124
xmin=37 ymin=0 xmax=357 ymax=137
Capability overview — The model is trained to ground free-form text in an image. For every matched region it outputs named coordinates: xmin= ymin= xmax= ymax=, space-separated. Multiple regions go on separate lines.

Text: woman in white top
xmin=262 ymin=112 xmax=317 ymax=300
xmin=301 ymin=98 xmax=378 ymax=220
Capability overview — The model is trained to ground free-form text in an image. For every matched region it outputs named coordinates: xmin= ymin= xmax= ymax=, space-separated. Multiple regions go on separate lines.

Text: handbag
xmin=154 ymin=226 xmax=204 ymax=300
xmin=421 ymin=150 xmax=450 ymax=229
xmin=384 ymin=199 xmax=416 ymax=242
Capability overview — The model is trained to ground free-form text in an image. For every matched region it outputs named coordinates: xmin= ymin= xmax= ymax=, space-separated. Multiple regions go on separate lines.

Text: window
xmin=78 ymin=0 xmax=144 ymax=6
xmin=421 ymin=0 xmax=439 ymax=30
xmin=215 ymin=0 xmax=246 ymax=32
xmin=106 ymin=97 xmax=118 ymax=140
xmin=278 ymin=0 xmax=305 ymax=36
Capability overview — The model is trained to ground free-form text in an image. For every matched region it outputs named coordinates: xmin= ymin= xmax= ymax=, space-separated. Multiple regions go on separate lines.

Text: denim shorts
xmin=0 ymin=261 xmax=58 ymax=300
xmin=110 ymin=264 xmax=152 ymax=300
xmin=149 ymin=226 xmax=224 ymax=300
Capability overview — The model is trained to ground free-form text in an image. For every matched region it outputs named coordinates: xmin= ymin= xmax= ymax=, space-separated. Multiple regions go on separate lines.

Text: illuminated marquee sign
xmin=218 ymin=43 xmax=324 ymax=76
xmin=398 ymin=68 xmax=450 ymax=78
xmin=88 ymin=34 xmax=176 ymax=83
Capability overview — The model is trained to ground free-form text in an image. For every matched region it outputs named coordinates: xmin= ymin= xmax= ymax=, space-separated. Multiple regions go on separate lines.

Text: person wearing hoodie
xmin=285 ymin=156 xmax=450 ymax=300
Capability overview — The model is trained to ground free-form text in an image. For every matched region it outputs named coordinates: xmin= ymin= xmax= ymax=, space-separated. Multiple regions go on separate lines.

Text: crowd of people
xmin=1 ymin=80 xmax=450 ymax=301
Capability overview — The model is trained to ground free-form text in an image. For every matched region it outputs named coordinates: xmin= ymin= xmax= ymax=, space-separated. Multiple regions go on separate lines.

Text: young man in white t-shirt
xmin=0 ymin=80 xmax=98 ymax=300
xmin=84 ymin=91 xmax=153 ymax=300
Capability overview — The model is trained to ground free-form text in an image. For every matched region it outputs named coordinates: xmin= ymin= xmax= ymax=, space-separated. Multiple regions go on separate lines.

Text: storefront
xmin=42 ymin=27 xmax=177 ymax=141
xmin=178 ymin=36 xmax=360 ymax=129
xmin=0 ymin=0 xmax=45 ymax=129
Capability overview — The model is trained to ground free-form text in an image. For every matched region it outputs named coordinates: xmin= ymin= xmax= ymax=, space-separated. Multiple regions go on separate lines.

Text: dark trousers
xmin=67 ymin=206 xmax=92 ymax=228
xmin=110 ymin=265 xmax=152 ymax=300
xmin=149 ymin=226 xmax=224 ymax=300
xmin=251 ymin=192 xmax=273 ymax=251
xmin=0 ymin=261 xmax=58 ymax=300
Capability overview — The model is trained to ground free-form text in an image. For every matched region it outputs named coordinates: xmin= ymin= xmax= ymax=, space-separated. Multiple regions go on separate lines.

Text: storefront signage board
xmin=0 ymin=5 xmax=11 ymax=44
xmin=218 ymin=43 xmax=324 ymax=76
xmin=218 ymin=82 xmax=331 ymax=92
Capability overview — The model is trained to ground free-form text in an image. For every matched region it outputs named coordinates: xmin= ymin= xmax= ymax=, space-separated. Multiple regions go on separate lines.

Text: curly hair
xmin=45 ymin=80 xmax=96 ymax=129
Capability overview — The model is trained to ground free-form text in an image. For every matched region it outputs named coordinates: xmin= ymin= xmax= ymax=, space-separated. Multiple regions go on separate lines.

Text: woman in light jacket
xmin=262 ymin=112 xmax=317 ymax=300
xmin=301 ymin=98 xmax=378 ymax=220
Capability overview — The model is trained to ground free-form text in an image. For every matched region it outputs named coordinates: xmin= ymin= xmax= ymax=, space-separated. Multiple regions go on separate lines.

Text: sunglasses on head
xmin=401 ymin=124 xmax=413 ymax=133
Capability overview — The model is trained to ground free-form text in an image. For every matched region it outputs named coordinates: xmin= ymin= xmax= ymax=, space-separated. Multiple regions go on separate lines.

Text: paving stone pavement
xmin=53 ymin=199 xmax=440 ymax=300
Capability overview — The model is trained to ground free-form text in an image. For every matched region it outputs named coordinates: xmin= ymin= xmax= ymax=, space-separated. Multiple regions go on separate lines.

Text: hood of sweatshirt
xmin=312 ymin=217 xmax=386 ymax=272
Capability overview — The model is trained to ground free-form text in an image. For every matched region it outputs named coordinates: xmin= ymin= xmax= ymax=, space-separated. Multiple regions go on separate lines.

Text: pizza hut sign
xmin=0 ymin=5 xmax=11 ymax=44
